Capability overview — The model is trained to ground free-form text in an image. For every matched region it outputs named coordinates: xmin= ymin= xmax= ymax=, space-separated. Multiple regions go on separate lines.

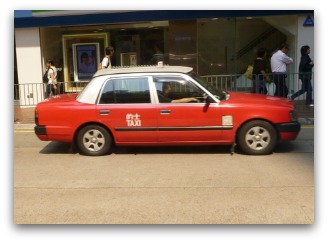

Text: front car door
xmin=154 ymin=75 xmax=224 ymax=144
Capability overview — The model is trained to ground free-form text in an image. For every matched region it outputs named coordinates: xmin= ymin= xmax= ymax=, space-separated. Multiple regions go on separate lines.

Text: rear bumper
xmin=34 ymin=125 xmax=73 ymax=142
xmin=34 ymin=125 xmax=48 ymax=141
xmin=34 ymin=125 xmax=47 ymax=135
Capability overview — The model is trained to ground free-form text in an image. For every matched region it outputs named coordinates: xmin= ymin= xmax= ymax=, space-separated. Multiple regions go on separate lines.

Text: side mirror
xmin=203 ymin=96 xmax=211 ymax=112
xmin=205 ymin=96 xmax=211 ymax=104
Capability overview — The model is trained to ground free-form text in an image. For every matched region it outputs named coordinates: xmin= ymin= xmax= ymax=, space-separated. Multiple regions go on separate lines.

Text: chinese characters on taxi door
xmin=126 ymin=113 xmax=142 ymax=127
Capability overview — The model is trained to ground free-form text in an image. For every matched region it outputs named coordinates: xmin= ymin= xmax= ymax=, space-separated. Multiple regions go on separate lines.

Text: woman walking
xmin=291 ymin=45 xmax=314 ymax=106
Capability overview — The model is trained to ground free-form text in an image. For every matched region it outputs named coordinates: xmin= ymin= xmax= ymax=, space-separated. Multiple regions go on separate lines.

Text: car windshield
xmin=189 ymin=72 xmax=227 ymax=101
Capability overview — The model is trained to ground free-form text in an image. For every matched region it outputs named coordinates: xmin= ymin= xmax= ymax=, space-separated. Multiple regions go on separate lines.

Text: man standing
xmin=270 ymin=43 xmax=293 ymax=97
xmin=100 ymin=46 xmax=115 ymax=69
xmin=44 ymin=59 xmax=57 ymax=98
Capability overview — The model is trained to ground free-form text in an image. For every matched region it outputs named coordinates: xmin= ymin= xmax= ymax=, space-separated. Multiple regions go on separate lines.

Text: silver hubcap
xmin=83 ymin=129 xmax=105 ymax=152
xmin=245 ymin=126 xmax=270 ymax=151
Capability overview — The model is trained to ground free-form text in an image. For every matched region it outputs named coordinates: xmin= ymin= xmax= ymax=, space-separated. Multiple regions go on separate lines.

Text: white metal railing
xmin=202 ymin=72 xmax=314 ymax=99
xmin=14 ymin=72 xmax=314 ymax=106
xmin=14 ymin=81 xmax=89 ymax=106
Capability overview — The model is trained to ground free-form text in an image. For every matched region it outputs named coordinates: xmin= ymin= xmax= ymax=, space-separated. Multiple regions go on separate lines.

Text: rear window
xmin=99 ymin=77 xmax=150 ymax=104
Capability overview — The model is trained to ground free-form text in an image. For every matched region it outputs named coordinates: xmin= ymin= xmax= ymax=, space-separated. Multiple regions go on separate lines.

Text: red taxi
xmin=34 ymin=66 xmax=300 ymax=156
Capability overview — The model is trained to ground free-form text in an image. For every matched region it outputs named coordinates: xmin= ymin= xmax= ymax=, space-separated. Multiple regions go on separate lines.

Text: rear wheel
xmin=76 ymin=125 xmax=112 ymax=156
xmin=237 ymin=120 xmax=277 ymax=155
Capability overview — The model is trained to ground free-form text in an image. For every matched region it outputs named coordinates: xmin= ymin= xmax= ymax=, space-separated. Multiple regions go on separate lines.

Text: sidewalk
xmin=14 ymin=106 xmax=35 ymax=124
xmin=14 ymin=100 xmax=314 ymax=130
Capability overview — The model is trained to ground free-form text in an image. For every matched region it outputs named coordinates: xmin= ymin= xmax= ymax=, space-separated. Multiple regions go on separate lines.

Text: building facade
xmin=14 ymin=10 xmax=314 ymax=104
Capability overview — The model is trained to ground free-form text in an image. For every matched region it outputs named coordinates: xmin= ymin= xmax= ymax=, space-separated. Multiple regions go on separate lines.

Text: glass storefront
xmin=197 ymin=18 xmax=236 ymax=76
xmin=39 ymin=16 xmax=287 ymax=91
xmin=40 ymin=21 xmax=170 ymax=91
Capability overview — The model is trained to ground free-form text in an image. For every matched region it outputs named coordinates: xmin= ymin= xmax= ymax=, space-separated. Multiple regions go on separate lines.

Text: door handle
xmin=99 ymin=110 xmax=110 ymax=115
xmin=160 ymin=110 xmax=171 ymax=115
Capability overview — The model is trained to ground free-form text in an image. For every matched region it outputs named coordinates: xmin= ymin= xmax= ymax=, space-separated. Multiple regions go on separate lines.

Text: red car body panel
xmin=35 ymin=92 xmax=299 ymax=145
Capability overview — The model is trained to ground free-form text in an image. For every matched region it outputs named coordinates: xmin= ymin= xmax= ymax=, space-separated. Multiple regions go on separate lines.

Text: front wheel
xmin=237 ymin=120 xmax=277 ymax=155
xmin=76 ymin=125 xmax=112 ymax=156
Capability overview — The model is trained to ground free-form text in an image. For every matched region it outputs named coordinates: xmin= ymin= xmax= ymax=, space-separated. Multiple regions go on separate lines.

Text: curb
xmin=14 ymin=123 xmax=35 ymax=130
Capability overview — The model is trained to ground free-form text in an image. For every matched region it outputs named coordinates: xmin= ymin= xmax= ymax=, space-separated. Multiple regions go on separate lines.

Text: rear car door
xmin=97 ymin=76 xmax=157 ymax=144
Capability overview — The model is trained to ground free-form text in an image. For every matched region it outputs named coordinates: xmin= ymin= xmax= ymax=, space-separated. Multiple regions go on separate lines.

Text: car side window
xmin=99 ymin=77 xmax=151 ymax=104
xmin=154 ymin=76 xmax=205 ymax=103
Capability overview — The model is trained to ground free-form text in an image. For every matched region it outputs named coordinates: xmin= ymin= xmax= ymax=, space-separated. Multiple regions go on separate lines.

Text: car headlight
xmin=289 ymin=110 xmax=298 ymax=122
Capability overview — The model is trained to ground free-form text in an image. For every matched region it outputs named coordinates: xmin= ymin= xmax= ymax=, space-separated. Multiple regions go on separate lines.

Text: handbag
xmin=244 ymin=65 xmax=253 ymax=80
xmin=42 ymin=70 xmax=49 ymax=83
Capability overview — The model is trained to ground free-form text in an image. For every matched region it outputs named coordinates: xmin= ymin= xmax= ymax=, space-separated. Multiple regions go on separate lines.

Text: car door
xmin=97 ymin=76 xmax=157 ymax=144
xmin=154 ymin=75 xmax=223 ymax=143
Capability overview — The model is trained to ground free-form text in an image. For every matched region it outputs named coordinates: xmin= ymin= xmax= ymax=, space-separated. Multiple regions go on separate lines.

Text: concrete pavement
xmin=14 ymin=132 xmax=314 ymax=224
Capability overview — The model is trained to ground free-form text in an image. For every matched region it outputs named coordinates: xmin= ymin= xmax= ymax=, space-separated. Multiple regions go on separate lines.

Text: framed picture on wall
xmin=120 ymin=52 xmax=137 ymax=66
xmin=62 ymin=33 xmax=109 ymax=91
xmin=72 ymin=43 xmax=100 ymax=82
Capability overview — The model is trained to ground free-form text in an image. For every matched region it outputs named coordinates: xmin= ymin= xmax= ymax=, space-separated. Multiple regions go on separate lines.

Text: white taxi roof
xmin=93 ymin=66 xmax=193 ymax=77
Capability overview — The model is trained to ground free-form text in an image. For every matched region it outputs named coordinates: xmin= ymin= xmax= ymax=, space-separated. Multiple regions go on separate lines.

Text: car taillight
xmin=35 ymin=108 xmax=39 ymax=125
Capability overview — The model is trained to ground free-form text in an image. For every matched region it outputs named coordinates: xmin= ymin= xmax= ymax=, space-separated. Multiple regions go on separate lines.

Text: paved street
xmin=14 ymin=127 xmax=314 ymax=224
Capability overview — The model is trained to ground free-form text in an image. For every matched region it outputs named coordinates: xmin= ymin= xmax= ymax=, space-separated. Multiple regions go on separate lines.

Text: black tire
xmin=76 ymin=125 xmax=112 ymax=156
xmin=237 ymin=120 xmax=277 ymax=155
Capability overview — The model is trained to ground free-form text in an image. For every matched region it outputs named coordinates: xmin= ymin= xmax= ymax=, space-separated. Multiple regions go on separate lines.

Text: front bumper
xmin=275 ymin=121 xmax=301 ymax=141
xmin=276 ymin=121 xmax=301 ymax=133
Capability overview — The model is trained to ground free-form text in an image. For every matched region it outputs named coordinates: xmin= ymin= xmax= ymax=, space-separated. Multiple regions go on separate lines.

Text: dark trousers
xmin=291 ymin=78 xmax=313 ymax=105
xmin=273 ymin=73 xmax=288 ymax=98
xmin=45 ymin=84 xmax=57 ymax=98
xmin=252 ymin=79 xmax=268 ymax=94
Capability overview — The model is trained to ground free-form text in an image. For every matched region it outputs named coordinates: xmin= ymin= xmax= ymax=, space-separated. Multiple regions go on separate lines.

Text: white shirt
xmin=270 ymin=50 xmax=293 ymax=73
xmin=47 ymin=66 xmax=57 ymax=85
xmin=101 ymin=56 xmax=111 ymax=69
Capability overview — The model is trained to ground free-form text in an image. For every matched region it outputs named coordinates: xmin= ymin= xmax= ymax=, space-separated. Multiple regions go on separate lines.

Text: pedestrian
xmin=98 ymin=46 xmax=114 ymax=70
xmin=44 ymin=59 xmax=57 ymax=98
xmin=150 ymin=44 xmax=164 ymax=65
xmin=290 ymin=45 xmax=314 ymax=106
xmin=252 ymin=47 xmax=270 ymax=94
xmin=270 ymin=43 xmax=293 ymax=98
